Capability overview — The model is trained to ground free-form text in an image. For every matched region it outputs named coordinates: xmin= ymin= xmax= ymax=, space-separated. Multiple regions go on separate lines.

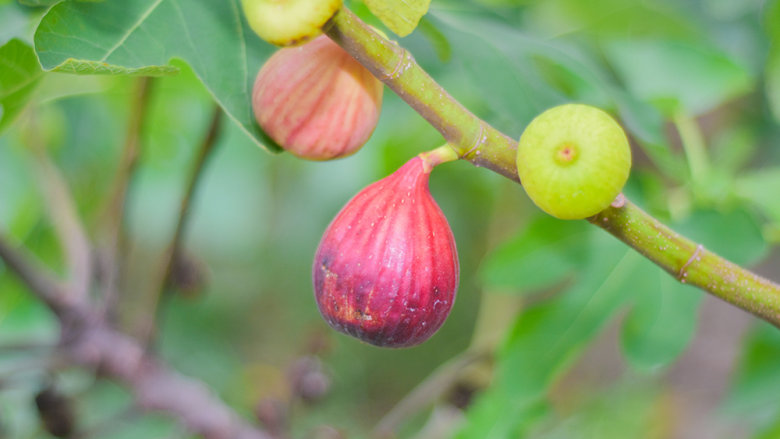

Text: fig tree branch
xmin=0 ymin=236 xmax=71 ymax=316
xmin=97 ymin=77 xmax=154 ymax=315
xmin=25 ymin=113 xmax=92 ymax=304
xmin=140 ymin=105 xmax=223 ymax=345
xmin=324 ymin=9 xmax=518 ymax=182
xmin=324 ymin=7 xmax=780 ymax=328
xmin=0 ymin=233 xmax=271 ymax=439
xmin=374 ymin=351 xmax=486 ymax=436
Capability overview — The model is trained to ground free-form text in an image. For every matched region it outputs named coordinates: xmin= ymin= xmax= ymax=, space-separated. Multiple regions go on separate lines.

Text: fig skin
xmin=516 ymin=103 xmax=632 ymax=220
xmin=241 ymin=0 xmax=342 ymax=47
xmin=312 ymin=157 xmax=459 ymax=348
xmin=252 ymin=35 xmax=383 ymax=161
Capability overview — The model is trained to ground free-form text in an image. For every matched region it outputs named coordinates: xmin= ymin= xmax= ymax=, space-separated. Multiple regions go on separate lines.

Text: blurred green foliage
xmin=1 ymin=0 xmax=779 ymax=438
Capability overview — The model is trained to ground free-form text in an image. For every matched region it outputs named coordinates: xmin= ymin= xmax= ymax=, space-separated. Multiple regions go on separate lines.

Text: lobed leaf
xmin=33 ymin=0 xmax=278 ymax=151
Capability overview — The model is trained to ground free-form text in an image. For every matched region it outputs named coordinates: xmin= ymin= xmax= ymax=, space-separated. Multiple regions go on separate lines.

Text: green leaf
xmin=480 ymin=216 xmax=591 ymax=293
xmin=417 ymin=17 xmax=451 ymax=62
xmin=622 ymin=208 xmax=764 ymax=371
xmin=767 ymin=43 xmax=780 ymax=122
xmin=676 ymin=208 xmax=768 ymax=266
xmin=0 ymin=38 xmax=43 ymax=133
xmin=18 ymin=0 xmax=62 ymax=6
xmin=459 ymin=234 xmax=636 ymax=438
xmin=604 ymin=38 xmax=753 ymax=115
xmin=620 ymin=264 xmax=702 ymax=371
xmin=364 ymin=0 xmax=431 ymax=37
xmin=33 ymin=0 xmax=279 ymax=151
xmin=431 ymin=10 xmax=575 ymax=135
xmin=430 ymin=9 xmax=676 ymax=175
xmin=765 ymin=0 xmax=780 ymax=41
xmin=724 ymin=323 xmax=780 ymax=434
xmin=762 ymin=0 xmax=779 ymax=120
xmin=735 ymin=169 xmax=780 ymax=225
xmin=0 ymin=3 xmax=31 ymax=46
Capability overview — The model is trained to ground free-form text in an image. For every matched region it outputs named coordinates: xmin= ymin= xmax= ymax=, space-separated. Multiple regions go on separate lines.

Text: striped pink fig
xmin=312 ymin=156 xmax=459 ymax=348
xmin=252 ymin=35 xmax=383 ymax=160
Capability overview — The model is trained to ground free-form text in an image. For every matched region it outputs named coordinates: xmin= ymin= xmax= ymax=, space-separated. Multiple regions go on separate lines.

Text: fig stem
xmin=325 ymin=6 xmax=780 ymax=328
xmin=418 ymin=143 xmax=459 ymax=171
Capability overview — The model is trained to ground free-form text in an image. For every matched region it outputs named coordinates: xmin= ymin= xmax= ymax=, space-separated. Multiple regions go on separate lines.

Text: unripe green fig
xmin=252 ymin=35 xmax=383 ymax=160
xmin=241 ymin=0 xmax=342 ymax=46
xmin=516 ymin=104 xmax=632 ymax=220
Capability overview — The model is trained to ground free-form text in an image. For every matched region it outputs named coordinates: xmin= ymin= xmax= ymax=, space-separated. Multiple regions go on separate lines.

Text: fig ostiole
xmin=312 ymin=156 xmax=459 ymax=348
xmin=252 ymin=35 xmax=383 ymax=161
xmin=516 ymin=103 xmax=632 ymax=220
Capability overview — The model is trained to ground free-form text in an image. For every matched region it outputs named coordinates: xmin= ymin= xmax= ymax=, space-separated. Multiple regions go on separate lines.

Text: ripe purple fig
xmin=252 ymin=35 xmax=383 ymax=160
xmin=312 ymin=156 xmax=459 ymax=348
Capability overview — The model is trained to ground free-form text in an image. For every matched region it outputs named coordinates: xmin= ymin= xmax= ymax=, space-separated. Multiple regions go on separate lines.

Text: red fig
xmin=252 ymin=35 xmax=383 ymax=160
xmin=312 ymin=156 xmax=459 ymax=348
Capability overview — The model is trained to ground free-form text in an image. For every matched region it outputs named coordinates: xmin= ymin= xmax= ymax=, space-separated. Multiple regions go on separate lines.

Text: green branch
xmin=324 ymin=7 xmax=780 ymax=328
xmin=324 ymin=8 xmax=518 ymax=182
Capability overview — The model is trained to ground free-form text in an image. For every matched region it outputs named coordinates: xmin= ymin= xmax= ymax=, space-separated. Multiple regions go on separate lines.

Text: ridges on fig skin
xmin=252 ymin=35 xmax=383 ymax=160
xmin=312 ymin=156 xmax=459 ymax=348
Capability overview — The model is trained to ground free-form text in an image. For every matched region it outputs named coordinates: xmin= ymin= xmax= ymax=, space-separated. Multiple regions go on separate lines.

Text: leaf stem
xmin=673 ymin=111 xmax=709 ymax=185
xmin=325 ymin=6 xmax=780 ymax=328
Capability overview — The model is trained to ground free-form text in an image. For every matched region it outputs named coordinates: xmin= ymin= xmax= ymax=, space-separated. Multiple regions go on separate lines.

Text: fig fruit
xmin=516 ymin=103 xmax=632 ymax=220
xmin=312 ymin=156 xmax=459 ymax=348
xmin=252 ymin=35 xmax=383 ymax=160
xmin=241 ymin=0 xmax=342 ymax=46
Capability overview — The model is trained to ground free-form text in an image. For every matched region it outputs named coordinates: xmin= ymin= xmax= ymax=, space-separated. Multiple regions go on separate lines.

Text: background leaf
xmin=0 ymin=38 xmax=43 ymax=133
xmin=430 ymin=7 xmax=680 ymax=175
xmin=736 ymin=169 xmax=780 ymax=227
xmin=18 ymin=0 xmax=62 ymax=6
xmin=620 ymin=263 xmax=702 ymax=371
xmin=768 ymin=47 xmax=780 ymax=121
xmin=724 ymin=323 xmax=780 ymax=437
xmin=364 ymin=0 xmax=431 ymax=37
xmin=33 ymin=0 xmax=278 ymax=151
xmin=480 ymin=216 xmax=591 ymax=293
xmin=603 ymin=39 xmax=752 ymax=115
xmin=461 ymin=233 xmax=634 ymax=438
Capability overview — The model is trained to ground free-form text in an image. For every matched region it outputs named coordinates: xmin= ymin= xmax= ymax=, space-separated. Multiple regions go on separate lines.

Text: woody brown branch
xmin=0 ymin=233 xmax=271 ymax=439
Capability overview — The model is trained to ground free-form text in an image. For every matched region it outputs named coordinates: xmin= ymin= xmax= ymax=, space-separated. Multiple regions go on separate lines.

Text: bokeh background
xmin=1 ymin=0 xmax=779 ymax=438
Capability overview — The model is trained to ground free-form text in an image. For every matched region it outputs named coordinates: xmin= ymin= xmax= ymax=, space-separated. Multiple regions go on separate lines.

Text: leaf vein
xmin=99 ymin=0 xmax=165 ymax=62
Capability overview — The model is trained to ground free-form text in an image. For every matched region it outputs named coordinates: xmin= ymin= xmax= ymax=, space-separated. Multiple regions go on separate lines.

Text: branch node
xmin=610 ymin=193 xmax=626 ymax=209
xmin=461 ymin=122 xmax=487 ymax=159
xmin=678 ymin=244 xmax=704 ymax=282
xmin=376 ymin=45 xmax=413 ymax=81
